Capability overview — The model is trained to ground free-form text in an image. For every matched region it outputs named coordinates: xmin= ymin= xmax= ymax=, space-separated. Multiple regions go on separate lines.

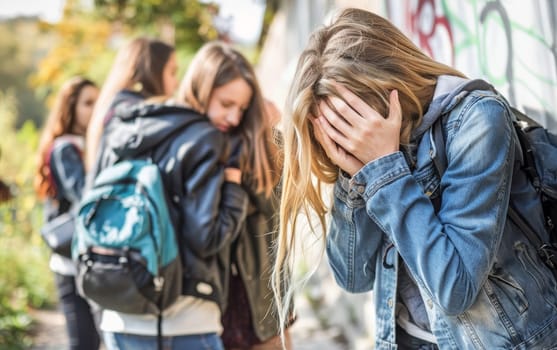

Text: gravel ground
xmin=29 ymin=252 xmax=370 ymax=350
xmin=29 ymin=306 xmax=348 ymax=350
xmin=29 ymin=308 xmax=75 ymax=350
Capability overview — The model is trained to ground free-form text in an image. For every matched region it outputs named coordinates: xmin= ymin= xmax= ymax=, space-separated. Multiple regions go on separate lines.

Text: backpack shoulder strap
xmin=430 ymin=117 xmax=446 ymax=213
xmin=431 ymin=117 xmax=447 ymax=178
xmin=509 ymin=107 xmax=547 ymax=191
xmin=430 ymin=104 xmax=555 ymax=267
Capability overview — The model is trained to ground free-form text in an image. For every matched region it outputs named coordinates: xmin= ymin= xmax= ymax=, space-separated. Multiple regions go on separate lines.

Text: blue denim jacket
xmin=327 ymin=79 xmax=557 ymax=349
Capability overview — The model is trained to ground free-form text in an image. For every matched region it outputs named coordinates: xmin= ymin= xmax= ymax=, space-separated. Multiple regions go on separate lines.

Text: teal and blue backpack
xmin=72 ymin=159 xmax=182 ymax=315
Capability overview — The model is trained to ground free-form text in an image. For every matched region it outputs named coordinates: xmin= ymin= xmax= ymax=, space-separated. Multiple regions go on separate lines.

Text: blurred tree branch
xmin=93 ymin=0 xmax=217 ymax=48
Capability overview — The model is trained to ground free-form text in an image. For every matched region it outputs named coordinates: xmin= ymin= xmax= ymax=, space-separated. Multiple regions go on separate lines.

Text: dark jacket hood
xmin=104 ymin=102 xmax=207 ymax=159
xmin=411 ymin=75 xmax=494 ymax=142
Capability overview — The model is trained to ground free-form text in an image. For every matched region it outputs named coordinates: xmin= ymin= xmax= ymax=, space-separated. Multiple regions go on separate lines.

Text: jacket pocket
xmin=484 ymin=265 xmax=529 ymax=316
xmin=515 ymin=241 xmax=557 ymax=306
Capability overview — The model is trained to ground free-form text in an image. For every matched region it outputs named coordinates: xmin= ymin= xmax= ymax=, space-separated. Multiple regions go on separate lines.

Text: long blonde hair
xmin=85 ymin=37 xmax=175 ymax=169
xmin=272 ymin=7 xmax=465 ymax=335
xmin=177 ymin=41 xmax=281 ymax=196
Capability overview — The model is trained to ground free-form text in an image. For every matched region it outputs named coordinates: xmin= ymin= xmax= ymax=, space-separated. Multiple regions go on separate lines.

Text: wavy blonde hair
xmin=177 ymin=41 xmax=281 ymax=196
xmin=272 ymin=7 xmax=465 ymax=337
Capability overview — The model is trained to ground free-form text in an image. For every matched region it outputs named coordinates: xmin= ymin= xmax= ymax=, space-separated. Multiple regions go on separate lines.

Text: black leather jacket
xmin=96 ymin=102 xmax=249 ymax=310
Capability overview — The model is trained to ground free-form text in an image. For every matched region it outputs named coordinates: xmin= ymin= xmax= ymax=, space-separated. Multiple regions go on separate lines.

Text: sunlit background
xmin=0 ymin=1 xmax=555 ymax=349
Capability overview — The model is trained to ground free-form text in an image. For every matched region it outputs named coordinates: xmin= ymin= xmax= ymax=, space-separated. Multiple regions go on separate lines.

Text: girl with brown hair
xmin=35 ymin=76 xmax=100 ymax=350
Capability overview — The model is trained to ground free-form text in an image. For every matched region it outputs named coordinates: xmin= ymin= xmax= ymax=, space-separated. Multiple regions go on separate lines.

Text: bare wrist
xmin=224 ymin=168 xmax=242 ymax=184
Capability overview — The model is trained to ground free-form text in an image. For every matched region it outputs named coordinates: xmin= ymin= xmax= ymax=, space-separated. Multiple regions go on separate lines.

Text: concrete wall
xmin=259 ymin=0 xmax=557 ymax=131
xmin=257 ymin=0 xmax=381 ymax=111
xmin=385 ymin=0 xmax=557 ymax=131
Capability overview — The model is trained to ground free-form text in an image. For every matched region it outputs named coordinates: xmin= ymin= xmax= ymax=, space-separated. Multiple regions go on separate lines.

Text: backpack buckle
xmin=154 ymin=276 xmax=164 ymax=292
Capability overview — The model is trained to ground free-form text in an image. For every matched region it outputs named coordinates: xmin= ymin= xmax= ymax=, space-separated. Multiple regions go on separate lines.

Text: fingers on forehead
xmin=317 ymin=96 xmax=354 ymax=118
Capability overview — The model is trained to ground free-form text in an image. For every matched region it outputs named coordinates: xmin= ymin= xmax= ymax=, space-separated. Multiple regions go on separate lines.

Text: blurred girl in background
xmin=85 ymin=36 xmax=177 ymax=172
xmin=35 ymin=76 xmax=100 ymax=350
xmin=178 ymin=41 xmax=292 ymax=350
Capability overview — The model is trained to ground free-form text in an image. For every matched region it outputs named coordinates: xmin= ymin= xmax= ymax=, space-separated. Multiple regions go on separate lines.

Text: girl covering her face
xmin=274 ymin=8 xmax=557 ymax=350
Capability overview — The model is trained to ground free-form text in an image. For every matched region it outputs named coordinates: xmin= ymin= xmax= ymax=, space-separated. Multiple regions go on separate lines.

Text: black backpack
xmin=431 ymin=101 xmax=557 ymax=279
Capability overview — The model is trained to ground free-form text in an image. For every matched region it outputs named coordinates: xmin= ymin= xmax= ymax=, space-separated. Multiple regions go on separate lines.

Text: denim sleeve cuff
xmin=351 ymin=152 xmax=410 ymax=200
xmin=337 ymin=168 xmax=351 ymax=193
xmin=334 ymin=168 xmax=366 ymax=206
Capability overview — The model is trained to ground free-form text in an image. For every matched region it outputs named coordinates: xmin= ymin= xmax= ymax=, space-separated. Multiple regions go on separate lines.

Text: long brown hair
xmin=272 ymin=7 xmax=466 ymax=336
xmin=85 ymin=37 xmax=175 ymax=169
xmin=35 ymin=77 xmax=96 ymax=199
xmin=177 ymin=41 xmax=281 ymax=196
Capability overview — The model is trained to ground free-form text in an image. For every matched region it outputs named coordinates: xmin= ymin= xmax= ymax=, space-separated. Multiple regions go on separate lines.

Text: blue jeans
xmin=55 ymin=273 xmax=101 ymax=350
xmin=103 ymin=332 xmax=224 ymax=350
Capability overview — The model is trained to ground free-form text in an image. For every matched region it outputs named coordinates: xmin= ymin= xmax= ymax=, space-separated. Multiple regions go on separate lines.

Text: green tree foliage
xmin=0 ymin=91 xmax=55 ymax=350
xmin=0 ymin=19 xmax=47 ymax=129
xmin=92 ymin=0 xmax=216 ymax=49
xmin=31 ymin=0 xmax=219 ymax=126
xmin=30 ymin=0 xmax=115 ymax=116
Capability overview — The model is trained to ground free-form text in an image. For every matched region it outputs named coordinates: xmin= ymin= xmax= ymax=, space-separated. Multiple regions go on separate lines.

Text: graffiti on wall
xmin=385 ymin=0 xmax=557 ymax=131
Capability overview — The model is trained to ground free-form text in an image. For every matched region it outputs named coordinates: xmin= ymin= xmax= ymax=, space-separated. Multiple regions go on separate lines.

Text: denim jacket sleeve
xmin=328 ymin=94 xmax=516 ymax=315
xmin=50 ymin=140 xmax=85 ymax=204
xmin=326 ymin=172 xmax=385 ymax=293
